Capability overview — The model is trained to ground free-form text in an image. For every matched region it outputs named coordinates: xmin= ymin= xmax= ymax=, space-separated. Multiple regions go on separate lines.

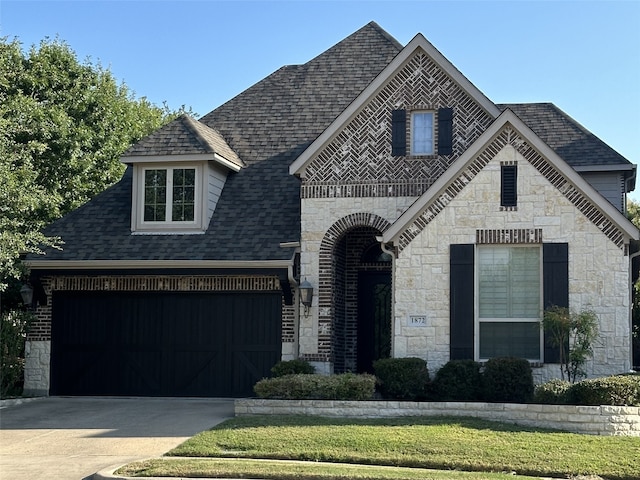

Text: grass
xmin=116 ymin=415 xmax=640 ymax=479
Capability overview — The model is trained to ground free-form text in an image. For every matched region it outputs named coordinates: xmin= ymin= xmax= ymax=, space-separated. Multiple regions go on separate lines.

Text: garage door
xmin=50 ymin=291 xmax=282 ymax=397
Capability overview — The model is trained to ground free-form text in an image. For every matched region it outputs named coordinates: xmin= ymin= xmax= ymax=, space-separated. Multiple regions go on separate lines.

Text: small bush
xmin=1 ymin=310 xmax=33 ymax=398
xmin=482 ymin=357 xmax=534 ymax=403
xmin=567 ymin=375 xmax=640 ymax=406
xmin=373 ymin=357 xmax=429 ymax=401
xmin=533 ymin=379 xmax=571 ymax=404
xmin=270 ymin=359 xmax=315 ymax=377
xmin=432 ymin=360 xmax=483 ymax=401
xmin=254 ymin=373 xmax=376 ymax=400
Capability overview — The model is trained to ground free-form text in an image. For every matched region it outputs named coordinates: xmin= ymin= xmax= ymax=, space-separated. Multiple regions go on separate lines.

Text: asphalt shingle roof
xmin=33 ymin=24 xmax=634 ymax=265
xmin=36 ymin=21 xmax=402 ymax=263
xmin=498 ymin=103 xmax=631 ymax=168
xmin=123 ymin=114 xmax=243 ymax=167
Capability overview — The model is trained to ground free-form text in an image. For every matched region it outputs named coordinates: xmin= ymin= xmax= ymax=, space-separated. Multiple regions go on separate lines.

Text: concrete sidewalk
xmin=0 ymin=396 xmax=234 ymax=480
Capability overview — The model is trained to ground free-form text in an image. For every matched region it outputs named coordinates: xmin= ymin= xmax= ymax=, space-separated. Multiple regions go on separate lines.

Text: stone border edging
xmin=0 ymin=396 xmax=45 ymax=409
xmin=235 ymin=399 xmax=640 ymax=436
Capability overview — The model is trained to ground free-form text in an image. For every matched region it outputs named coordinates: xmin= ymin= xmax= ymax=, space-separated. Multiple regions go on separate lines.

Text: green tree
xmin=0 ymin=36 xmax=187 ymax=290
xmin=1 ymin=36 xmax=190 ymax=396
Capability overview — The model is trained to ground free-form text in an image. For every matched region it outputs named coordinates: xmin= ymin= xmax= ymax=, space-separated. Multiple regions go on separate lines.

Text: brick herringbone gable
xmin=301 ymin=50 xmax=494 ymax=199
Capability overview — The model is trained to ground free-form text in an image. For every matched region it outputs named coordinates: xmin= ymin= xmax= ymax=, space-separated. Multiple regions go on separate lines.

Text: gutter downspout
xmin=281 ymin=242 xmax=301 ymax=359
xmin=630 ymin=248 xmax=640 ymax=371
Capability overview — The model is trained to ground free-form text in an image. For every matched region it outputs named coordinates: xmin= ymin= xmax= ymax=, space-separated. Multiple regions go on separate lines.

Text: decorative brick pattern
xmin=397 ymin=126 xmax=627 ymax=251
xmin=300 ymin=50 xmax=494 ymax=198
xmin=303 ymin=213 xmax=392 ymax=364
xmin=281 ymin=303 xmax=296 ymax=343
xmin=48 ymin=275 xmax=281 ymax=292
xmin=476 ymin=228 xmax=542 ymax=244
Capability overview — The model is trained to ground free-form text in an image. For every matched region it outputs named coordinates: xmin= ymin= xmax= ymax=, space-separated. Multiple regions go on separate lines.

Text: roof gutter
xmin=26 ymin=259 xmax=294 ymax=270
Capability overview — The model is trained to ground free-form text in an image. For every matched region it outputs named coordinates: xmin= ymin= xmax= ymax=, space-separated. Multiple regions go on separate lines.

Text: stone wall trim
xmin=235 ymin=399 xmax=640 ymax=437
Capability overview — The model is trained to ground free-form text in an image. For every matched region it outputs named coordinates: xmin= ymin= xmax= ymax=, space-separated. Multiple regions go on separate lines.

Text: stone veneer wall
xmin=24 ymin=274 xmax=293 ymax=395
xmin=235 ymin=399 xmax=640 ymax=437
xmin=393 ymin=136 xmax=631 ymax=382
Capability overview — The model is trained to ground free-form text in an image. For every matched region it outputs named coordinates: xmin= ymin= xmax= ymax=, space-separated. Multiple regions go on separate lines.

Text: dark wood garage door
xmin=50 ymin=291 xmax=281 ymax=397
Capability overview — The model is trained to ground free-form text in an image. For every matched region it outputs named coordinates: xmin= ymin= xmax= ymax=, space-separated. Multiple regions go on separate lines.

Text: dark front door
xmin=50 ymin=291 xmax=281 ymax=397
xmin=357 ymin=271 xmax=392 ymax=373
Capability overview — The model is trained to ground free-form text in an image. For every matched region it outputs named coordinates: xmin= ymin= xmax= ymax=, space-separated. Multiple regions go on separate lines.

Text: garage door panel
xmin=118 ymin=351 xmax=164 ymax=395
xmin=232 ymin=350 xmax=279 ymax=397
xmin=170 ymin=350 xmax=226 ymax=396
xmin=51 ymin=290 xmax=281 ymax=397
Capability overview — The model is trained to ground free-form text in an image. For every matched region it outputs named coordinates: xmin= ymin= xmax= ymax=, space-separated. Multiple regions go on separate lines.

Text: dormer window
xmin=132 ymin=162 xmax=205 ymax=233
xmin=121 ymin=114 xmax=244 ymax=235
xmin=144 ymin=167 xmax=196 ymax=222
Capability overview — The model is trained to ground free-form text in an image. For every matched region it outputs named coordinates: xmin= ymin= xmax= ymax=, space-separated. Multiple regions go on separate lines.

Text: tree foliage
xmin=0 ymin=309 xmax=33 ymax=397
xmin=0 ymin=36 xmax=186 ymax=289
xmin=542 ymin=306 xmax=599 ymax=382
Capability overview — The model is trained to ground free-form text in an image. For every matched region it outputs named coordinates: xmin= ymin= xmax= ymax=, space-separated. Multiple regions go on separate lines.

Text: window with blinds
xmin=477 ymin=246 xmax=542 ymax=361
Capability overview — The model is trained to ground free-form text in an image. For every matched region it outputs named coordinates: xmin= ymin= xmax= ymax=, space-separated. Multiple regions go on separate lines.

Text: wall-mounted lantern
xmin=20 ymin=283 xmax=34 ymax=308
xmin=299 ymin=279 xmax=313 ymax=316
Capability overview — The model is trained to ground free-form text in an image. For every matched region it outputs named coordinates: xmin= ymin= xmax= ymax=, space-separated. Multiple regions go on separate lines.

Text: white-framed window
xmin=133 ymin=163 xmax=203 ymax=232
xmin=411 ymin=111 xmax=434 ymax=155
xmin=476 ymin=245 xmax=542 ymax=361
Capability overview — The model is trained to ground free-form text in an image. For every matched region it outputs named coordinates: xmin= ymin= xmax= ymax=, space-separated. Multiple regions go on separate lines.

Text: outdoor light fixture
xmin=299 ymin=279 xmax=313 ymax=316
xmin=20 ymin=283 xmax=34 ymax=308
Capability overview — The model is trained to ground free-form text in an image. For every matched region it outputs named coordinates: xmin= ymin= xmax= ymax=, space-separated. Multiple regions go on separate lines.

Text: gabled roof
xmin=290 ymin=32 xmax=501 ymax=175
xmin=30 ymin=22 xmax=402 ymax=266
xmin=382 ymin=109 xmax=639 ymax=247
xmin=122 ymin=114 xmax=244 ymax=171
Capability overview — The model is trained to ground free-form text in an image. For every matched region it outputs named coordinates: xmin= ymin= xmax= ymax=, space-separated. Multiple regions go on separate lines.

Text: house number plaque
xmin=409 ymin=315 xmax=427 ymax=326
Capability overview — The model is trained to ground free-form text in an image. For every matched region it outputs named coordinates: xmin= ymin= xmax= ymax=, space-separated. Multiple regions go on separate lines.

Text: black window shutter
xmin=543 ymin=243 xmax=569 ymax=363
xmin=437 ymin=107 xmax=453 ymax=155
xmin=391 ymin=109 xmax=406 ymax=156
xmin=501 ymin=165 xmax=518 ymax=207
xmin=450 ymin=244 xmax=475 ymax=360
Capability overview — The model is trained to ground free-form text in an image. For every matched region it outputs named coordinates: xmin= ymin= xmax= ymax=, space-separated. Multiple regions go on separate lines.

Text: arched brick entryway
xmin=316 ymin=213 xmax=392 ymax=372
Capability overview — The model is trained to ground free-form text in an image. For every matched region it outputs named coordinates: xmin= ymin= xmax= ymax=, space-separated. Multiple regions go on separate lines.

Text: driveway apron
xmin=0 ymin=396 xmax=234 ymax=480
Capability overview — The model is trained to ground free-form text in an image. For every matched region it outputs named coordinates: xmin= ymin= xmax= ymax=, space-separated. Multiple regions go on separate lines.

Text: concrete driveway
xmin=0 ymin=396 xmax=235 ymax=480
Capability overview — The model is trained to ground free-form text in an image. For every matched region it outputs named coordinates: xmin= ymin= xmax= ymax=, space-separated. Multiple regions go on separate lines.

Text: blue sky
xmin=2 ymin=0 xmax=639 ymax=199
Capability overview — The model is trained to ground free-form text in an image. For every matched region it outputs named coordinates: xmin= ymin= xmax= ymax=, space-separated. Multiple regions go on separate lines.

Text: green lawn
xmin=116 ymin=415 xmax=640 ymax=479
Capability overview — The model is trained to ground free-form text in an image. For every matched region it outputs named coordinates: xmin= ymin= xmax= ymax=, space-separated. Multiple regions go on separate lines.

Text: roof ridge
xmin=181 ymin=114 xmax=216 ymax=153
xmin=365 ymin=21 xmax=404 ymax=50
xmin=304 ymin=21 xmax=402 ymax=68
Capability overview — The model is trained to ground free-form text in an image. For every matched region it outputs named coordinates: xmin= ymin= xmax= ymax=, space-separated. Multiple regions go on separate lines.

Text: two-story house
xmin=24 ymin=22 xmax=638 ymax=397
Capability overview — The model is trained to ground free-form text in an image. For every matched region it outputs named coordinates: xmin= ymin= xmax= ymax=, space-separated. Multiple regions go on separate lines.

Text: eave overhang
xmin=121 ymin=153 xmax=243 ymax=172
xmin=26 ymin=259 xmax=294 ymax=271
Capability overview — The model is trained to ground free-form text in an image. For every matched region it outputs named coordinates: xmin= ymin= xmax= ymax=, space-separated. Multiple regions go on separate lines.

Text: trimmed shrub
xmin=1 ymin=310 xmax=33 ymax=398
xmin=533 ymin=379 xmax=571 ymax=404
xmin=567 ymin=374 xmax=640 ymax=406
xmin=253 ymin=373 xmax=376 ymax=400
xmin=373 ymin=357 xmax=429 ymax=400
xmin=432 ymin=360 xmax=483 ymax=401
xmin=270 ymin=359 xmax=315 ymax=377
xmin=482 ymin=357 xmax=534 ymax=403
